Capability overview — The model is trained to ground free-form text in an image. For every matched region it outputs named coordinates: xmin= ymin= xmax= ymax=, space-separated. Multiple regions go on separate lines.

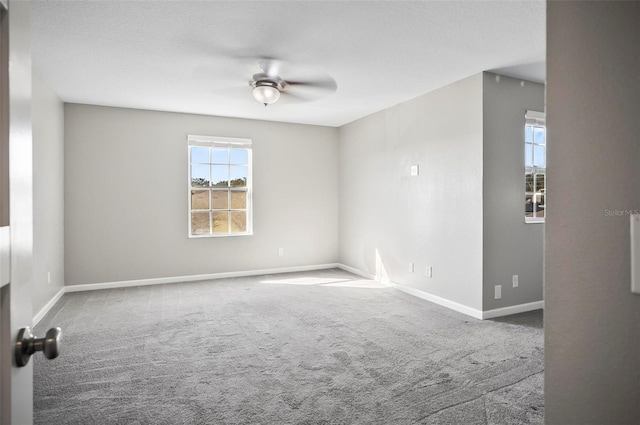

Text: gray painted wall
xmin=546 ymin=1 xmax=640 ymax=424
xmin=32 ymin=73 xmax=64 ymax=315
xmin=338 ymin=74 xmax=484 ymax=311
xmin=64 ymin=104 xmax=339 ymax=285
xmin=482 ymin=72 xmax=544 ymax=310
xmin=338 ymin=72 xmax=545 ymax=313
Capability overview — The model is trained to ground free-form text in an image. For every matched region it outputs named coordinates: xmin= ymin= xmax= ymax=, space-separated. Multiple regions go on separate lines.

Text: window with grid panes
xmin=188 ymin=135 xmax=252 ymax=237
xmin=524 ymin=111 xmax=546 ymax=223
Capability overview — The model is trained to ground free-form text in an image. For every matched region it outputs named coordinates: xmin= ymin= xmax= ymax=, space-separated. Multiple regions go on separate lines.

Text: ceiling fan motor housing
xmin=250 ymin=73 xmax=286 ymax=91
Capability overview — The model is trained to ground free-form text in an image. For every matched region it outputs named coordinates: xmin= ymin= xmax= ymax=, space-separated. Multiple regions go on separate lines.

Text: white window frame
xmin=525 ymin=111 xmax=546 ymax=224
xmin=188 ymin=135 xmax=253 ymax=238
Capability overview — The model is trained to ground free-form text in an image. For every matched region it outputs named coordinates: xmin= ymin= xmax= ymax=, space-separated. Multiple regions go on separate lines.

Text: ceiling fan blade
xmin=188 ymin=38 xmax=337 ymax=105
xmin=210 ymin=84 xmax=252 ymax=100
xmin=286 ymin=76 xmax=337 ymax=92
xmin=279 ymin=91 xmax=316 ymax=104
xmin=256 ymin=57 xmax=288 ymax=77
xmin=283 ymin=76 xmax=337 ymax=103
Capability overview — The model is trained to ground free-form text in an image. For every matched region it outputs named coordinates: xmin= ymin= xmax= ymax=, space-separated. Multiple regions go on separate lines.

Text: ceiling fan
xmin=247 ymin=58 xmax=337 ymax=107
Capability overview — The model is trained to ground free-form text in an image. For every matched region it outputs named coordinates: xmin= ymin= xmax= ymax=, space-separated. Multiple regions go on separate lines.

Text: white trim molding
xmin=35 ymin=264 xmax=340 ymax=323
xmin=36 ymin=264 xmax=543 ymax=325
xmin=64 ymin=263 xmax=340 ymax=293
xmin=338 ymin=264 xmax=543 ymax=320
xmin=481 ymin=300 xmax=544 ymax=320
xmin=392 ymin=283 xmax=484 ymax=319
xmin=33 ymin=287 xmax=66 ymax=325
xmin=393 ymin=284 xmax=543 ymax=320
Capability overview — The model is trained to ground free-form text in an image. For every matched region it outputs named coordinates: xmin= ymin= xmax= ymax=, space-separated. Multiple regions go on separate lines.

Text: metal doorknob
xmin=15 ymin=326 xmax=62 ymax=367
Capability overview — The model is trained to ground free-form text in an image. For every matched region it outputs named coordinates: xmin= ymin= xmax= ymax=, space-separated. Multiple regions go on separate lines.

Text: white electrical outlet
xmin=426 ymin=266 xmax=433 ymax=278
xmin=409 ymin=262 xmax=414 ymax=273
xmin=47 ymin=271 xmax=51 ymax=284
xmin=494 ymin=285 xmax=502 ymax=299
xmin=512 ymin=275 xmax=519 ymax=288
xmin=278 ymin=248 xmax=284 ymax=256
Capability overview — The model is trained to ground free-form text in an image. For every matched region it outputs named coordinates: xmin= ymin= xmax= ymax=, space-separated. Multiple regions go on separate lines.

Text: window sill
xmin=525 ymin=218 xmax=545 ymax=224
xmin=189 ymin=232 xmax=253 ymax=239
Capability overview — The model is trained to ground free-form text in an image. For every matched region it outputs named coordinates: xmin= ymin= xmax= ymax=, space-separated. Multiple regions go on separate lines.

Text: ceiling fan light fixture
xmin=252 ymin=83 xmax=281 ymax=106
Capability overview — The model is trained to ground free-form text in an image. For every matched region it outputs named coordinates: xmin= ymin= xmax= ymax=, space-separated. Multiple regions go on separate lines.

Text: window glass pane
xmin=191 ymin=212 xmax=210 ymax=235
xmin=212 ymin=211 xmax=229 ymax=233
xmin=533 ymin=126 xmax=545 ymax=144
xmin=231 ymin=211 xmax=247 ymax=233
xmin=527 ymin=188 xmax=545 ymax=218
xmin=230 ymin=165 xmax=247 ymax=187
xmin=190 ymin=146 xmax=209 ymax=164
xmin=230 ymin=191 xmax=247 ymax=209
xmin=230 ymin=149 xmax=248 ymax=165
xmin=533 ymin=145 xmax=546 ymax=167
xmin=525 ymin=195 xmax=535 ymax=216
xmin=535 ymin=173 xmax=545 ymax=193
xmin=211 ymin=148 xmax=228 ymax=164
xmin=191 ymin=164 xmax=210 ymax=187
xmin=525 ymin=125 xmax=533 ymax=143
xmin=525 ymin=173 xmax=534 ymax=193
xmin=536 ymin=196 xmax=546 ymax=218
xmin=211 ymin=165 xmax=229 ymax=187
xmin=191 ymin=190 xmax=209 ymax=210
xmin=524 ymin=121 xmax=545 ymax=222
xmin=211 ymin=190 xmax=229 ymax=210
xmin=525 ymin=143 xmax=533 ymax=167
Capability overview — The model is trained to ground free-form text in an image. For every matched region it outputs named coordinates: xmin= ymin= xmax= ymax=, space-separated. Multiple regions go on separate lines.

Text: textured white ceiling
xmin=32 ymin=0 xmax=545 ymax=127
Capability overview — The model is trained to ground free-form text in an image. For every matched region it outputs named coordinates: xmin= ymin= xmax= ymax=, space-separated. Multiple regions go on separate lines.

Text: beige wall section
xmin=64 ymin=104 xmax=339 ymax=285
xmin=338 ymin=74 xmax=484 ymax=311
xmin=546 ymin=1 xmax=640 ymax=424
xmin=32 ymin=73 xmax=64 ymax=314
xmin=482 ymin=72 xmax=544 ymax=310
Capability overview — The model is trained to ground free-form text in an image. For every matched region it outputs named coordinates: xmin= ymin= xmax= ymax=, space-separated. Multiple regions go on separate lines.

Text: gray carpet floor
xmin=34 ymin=268 xmax=543 ymax=424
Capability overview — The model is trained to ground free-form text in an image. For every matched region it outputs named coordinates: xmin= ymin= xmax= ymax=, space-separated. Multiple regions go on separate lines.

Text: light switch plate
xmin=410 ymin=165 xmax=419 ymax=176
xmin=631 ymin=215 xmax=640 ymax=294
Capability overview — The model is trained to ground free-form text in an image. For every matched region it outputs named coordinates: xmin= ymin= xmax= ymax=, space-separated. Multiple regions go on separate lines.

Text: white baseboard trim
xmin=64 ymin=263 xmax=340 ymax=293
xmin=337 ymin=264 xmax=543 ymax=320
xmin=33 ymin=286 xmax=66 ymax=325
xmin=481 ymin=300 xmax=544 ymax=320
xmin=391 ymin=284 xmax=544 ymax=320
xmin=42 ymin=263 xmax=543 ymax=323
xmin=392 ymin=283 xmax=485 ymax=319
